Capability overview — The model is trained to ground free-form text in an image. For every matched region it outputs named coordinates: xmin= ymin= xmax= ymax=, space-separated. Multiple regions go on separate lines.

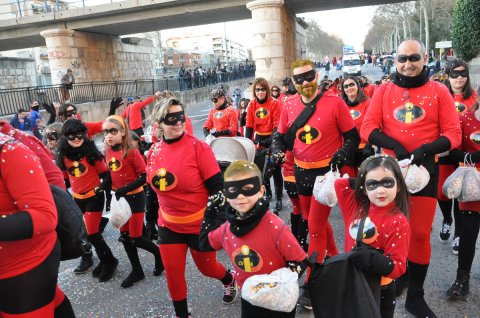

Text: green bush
xmin=452 ymin=0 xmax=480 ymax=61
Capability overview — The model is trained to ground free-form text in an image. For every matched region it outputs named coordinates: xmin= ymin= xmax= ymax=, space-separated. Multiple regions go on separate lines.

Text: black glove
xmin=204 ymin=191 xmax=226 ymax=219
xmin=43 ymin=102 xmax=55 ymax=115
xmin=329 ymin=148 xmax=347 ymax=171
xmin=145 ymin=221 xmax=158 ymax=241
xmin=411 ymin=146 xmax=427 ymax=166
xmin=271 ymin=151 xmax=285 ymax=165
xmin=349 ymin=248 xmax=394 ymax=276
xmin=393 ymin=143 xmax=410 ymax=160
xmin=109 ymin=97 xmax=123 ymax=115
xmin=362 ymin=145 xmax=375 ymax=161
xmin=115 ymin=187 xmax=129 ymax=200
xmin=203 ymin=127 xmax=210 ymax=138
xmin=258 ymin=138 xmax=272 ymax=147
xmin=211 ymin=131 xmax=221 ymax=137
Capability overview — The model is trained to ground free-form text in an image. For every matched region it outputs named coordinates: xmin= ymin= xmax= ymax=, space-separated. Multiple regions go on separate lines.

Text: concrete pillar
xmin=40 ymin=29 xmax=78 ymax=85
xmin=470 ymin=54 xmax=480 ymax=90
xmin=247 ymin=0 xmax=297 ymax=86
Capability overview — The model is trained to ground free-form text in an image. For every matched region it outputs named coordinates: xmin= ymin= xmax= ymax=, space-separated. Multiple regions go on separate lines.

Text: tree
xmin=305 ymin=20 xmax=343 ymax=60
xmin=452 ymin=0 xmax=480 ymax=61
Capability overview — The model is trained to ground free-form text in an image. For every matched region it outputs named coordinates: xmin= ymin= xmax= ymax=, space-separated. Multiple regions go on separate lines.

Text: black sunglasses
xmin=66 ymin=133 xmax=84 ymax=141
xmin=396 ymin=54 xmax=422 ymax=63
xmin=272 ymin=89 xmax=279 ymax=92
xmin=103 ymin=128 xmax=120 ymax=136
xmin=293 ymin=70 xmax=316 ymax=85
xmin=343 ymin=82 xmax=356 ymax=89
xmin=449 ymin=70 xmax=469 ymax=79
xmin=211 ymin=97 xmax=219 ymax=103
xmin=255 ymin=87 xmax=267 ymax=93
xmin=46 ymin=132 xmax=58 ymax=141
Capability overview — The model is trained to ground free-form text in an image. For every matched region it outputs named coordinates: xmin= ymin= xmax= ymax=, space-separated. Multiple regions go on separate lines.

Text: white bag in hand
xmin=108 ymin=194 xmax=132 ymax=230
xmin=398 ymin=158 xmax=430 ymax=194
xmin=460 ymin=168 xmax=480 ymax=201
xmin=313 ymin=170 xmax=341 ymax=207
xmin=242 ymin=267 xmax=299 ymax=313
xmin=442 ymin=166 xmax=467 ymax=199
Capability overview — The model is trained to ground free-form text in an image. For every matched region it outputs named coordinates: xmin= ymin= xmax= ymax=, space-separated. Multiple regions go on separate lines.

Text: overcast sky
xmin=159 ymin=5 xmax=378 ymax=52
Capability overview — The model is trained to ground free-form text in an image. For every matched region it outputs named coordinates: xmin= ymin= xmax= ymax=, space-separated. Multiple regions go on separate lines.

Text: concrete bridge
xmin=0 ymin=0 xmax=408 ymax=85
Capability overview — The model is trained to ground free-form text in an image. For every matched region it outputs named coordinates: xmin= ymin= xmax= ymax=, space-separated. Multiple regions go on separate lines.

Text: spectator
xmin=10 ymin=108 xmax=31 ymax=132
xmin=60 ymin=69 xmax=75 ymax=103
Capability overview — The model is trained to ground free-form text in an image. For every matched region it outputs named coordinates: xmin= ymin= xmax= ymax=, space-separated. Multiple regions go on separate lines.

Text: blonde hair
xmin=291 ymin=59 xmax=316 ymax=72
xmin=103 ymin=116 xmax=134 ymax=159
xmin=151 ymin=91 xmax=186 ymax=140
xmin=224 ymin=160 xmax=261 ymax=181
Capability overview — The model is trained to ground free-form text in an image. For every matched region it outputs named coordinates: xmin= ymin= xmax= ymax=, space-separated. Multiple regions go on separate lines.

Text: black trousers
xmin=241 ymin=298 xmax=296 ymax=318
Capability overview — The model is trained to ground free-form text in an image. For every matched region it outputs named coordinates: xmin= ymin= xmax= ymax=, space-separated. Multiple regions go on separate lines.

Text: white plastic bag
xmin=108 ymin=194 xmax=132 ymax=230
xmin=398 ymin=158 xmax=430 ymax=194
xmin=313 ymin=170 xmax=341 ymax=207
xmin=460 ymin=167 xmax=480 ymax=202
xmin=241 ymin=267 xmax=299 ymax=313
xmin=442 ymin=166 xmax=468 ymax=199
xmin=445 ymin=155 xmax=480 ymax=202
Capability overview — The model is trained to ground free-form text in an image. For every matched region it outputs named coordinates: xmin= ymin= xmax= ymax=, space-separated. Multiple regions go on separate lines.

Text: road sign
xmin=435 ymin=41 xmax=452 ymax=49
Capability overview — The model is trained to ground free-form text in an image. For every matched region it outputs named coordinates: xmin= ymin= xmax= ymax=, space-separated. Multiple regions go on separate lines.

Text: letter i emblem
xmin=404 ymin=102 xmax=413 ymax=123
xmin=304 ymin=125 xmax=312 ymax=144
xmin=241 ymin=245 xmax=252 ymax=272
xmin=73 ymin=161 xmax=80 ymax=177
xmin=158 ymin=168 xmax=167 ymax=191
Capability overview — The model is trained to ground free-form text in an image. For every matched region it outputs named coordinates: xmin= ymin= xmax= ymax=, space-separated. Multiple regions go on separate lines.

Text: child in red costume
xmin=335 ymin=155 xmax=410 ymax=318
xmin=445 ymin=91 xmax=480 ymax=300
xmin=360 ymin=39 xmax=461 ymax=318
xmin=437 ymin=59 xmax=477 ymax=249
xmin=147 ymin=98 xmax=236 ymax=318
xmin=199 ymin=160 xmax=306 ymax=318
xmin=102 ymin=115 xmax=164 ymax=288
xmin=203 ymin=89 xmax=238 ymax=138
xmin=0 ymin=134 xmax=74 ymax=318
xmin=340 ymin=76 xmax=373 ymax=176
xmin=57 ymin=119 xmax=119 ymax=282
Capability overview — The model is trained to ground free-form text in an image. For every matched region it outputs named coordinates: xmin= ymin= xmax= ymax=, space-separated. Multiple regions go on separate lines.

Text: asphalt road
xmin=59 ymin=64 xmax=480 ymax=317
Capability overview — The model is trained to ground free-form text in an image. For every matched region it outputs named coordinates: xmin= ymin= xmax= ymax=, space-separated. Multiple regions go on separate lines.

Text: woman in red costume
xmin=147 ymin=98 xmax=236 ymax=318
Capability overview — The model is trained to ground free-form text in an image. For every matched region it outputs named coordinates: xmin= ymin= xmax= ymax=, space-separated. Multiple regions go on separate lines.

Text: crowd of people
xmin=1 ymin=38 xmax=479 ymax=318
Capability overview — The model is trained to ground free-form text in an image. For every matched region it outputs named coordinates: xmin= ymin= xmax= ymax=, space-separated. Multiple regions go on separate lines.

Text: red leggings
xmin=159 ymin=244 xmax=227 ymax=301
xmin=408 ymin=196 xmax=437 ymax=264
xmin=119 ymin=213 xmax=144 ymax=238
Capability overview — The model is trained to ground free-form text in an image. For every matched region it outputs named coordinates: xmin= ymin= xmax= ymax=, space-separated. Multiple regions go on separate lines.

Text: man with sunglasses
xmin=272 ymin=59 xmax=360 ymax=309
xmin=203 ymin=89 xmax=238 ymax=138
xmin=361 ymin=39 xmax=462 ymax=318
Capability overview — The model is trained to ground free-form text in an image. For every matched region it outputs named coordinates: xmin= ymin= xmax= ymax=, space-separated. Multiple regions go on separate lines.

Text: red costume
xmin=122 ymin=96 xmax=154 ymax=131
xmin=348 ymin=99 xmax=370 ymax=148
xmin=246 ymin=98 xmax=280 ymax=135
xmin=363 ymin=84 xmax=375 ymax=98
xmin=63 ymin=157 xmax=108 ymax=195
xmin=203 ymin=105 xmax=238 ymax=137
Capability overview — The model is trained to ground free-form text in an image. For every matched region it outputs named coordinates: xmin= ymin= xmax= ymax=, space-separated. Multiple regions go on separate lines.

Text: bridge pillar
xmin=247 ymin=0 xmax=296 ymax=86
xmin=40 ymin=29 xmax=77 ymax=85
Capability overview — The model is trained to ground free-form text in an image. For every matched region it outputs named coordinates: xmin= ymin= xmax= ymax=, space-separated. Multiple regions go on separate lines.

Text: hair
xmin=45 ymin=122 xmax=63 ymax=135
xmin=17 ymin=108 xmax=26 ymax=114
xmin=58 ymin=103 xmax=77 ymax=122
xmin=291 ymin=59 xmax=316 ymax=73
xmin=444 ymin=59 xmax=473 ymax=100
xmin=399 ymin=38 xmax=426 ymax=55
xmin=341 ymin=76 xmax=368 ymax=104
xmin=354 ymin=155 xmax=409 ymax=218
xmin=61 ymin=118 xmax=86 ymax=136
xmin=103 ymin=115 xmax=134 ymax=159
xmin=253 ymin=77 xmax=271 ymax=100
xmin=224 ymin=160 xmax=261 ymax=181
xmin=151 ymin=94 xmax=186 ymax=140
xmin=271 ymin=85 xmax=280 ymax=93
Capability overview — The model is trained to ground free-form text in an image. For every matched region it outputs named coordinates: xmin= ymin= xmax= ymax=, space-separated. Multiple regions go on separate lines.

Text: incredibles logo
xmin=68 ymin=161 xmax=87 ymax=177
xmin=214 ymin=112 xmax=224 ymax=119
xmin=455 ymin=101 xmax=467 ymax=113
xmin=470 ymin=131 xmax=480 ymax=145
xmin=108 ymin=157 xmax=122 ymax=172
xmin=393 ymin=102 xmax=426 ymax=124
xmin=255 ymin=107 xmax=269 ymax=119
xmin=296 ymin=124 xmax=321 ymax=145
xmin=350 ymin=109 xmax=362 ymax=120
xmin=349 ymin=217 xmax=379 ymax=245
xmin=151 ymin=168 xmax=177 ymax=191
xmin=233 ymin=245 xmax=263 ymax=272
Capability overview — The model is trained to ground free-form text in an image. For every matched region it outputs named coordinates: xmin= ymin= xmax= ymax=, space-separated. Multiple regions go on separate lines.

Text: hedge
xmin=452 ymin=0 xmax=480 ymax=61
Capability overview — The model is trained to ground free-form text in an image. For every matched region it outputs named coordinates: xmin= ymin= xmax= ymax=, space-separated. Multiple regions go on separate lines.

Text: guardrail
xmin=0 ymin=71 xmax=254 ymax=116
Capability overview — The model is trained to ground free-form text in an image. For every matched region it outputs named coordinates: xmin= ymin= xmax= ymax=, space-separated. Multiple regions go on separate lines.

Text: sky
xmin=159 ymin=5 xmax=378 ymax=52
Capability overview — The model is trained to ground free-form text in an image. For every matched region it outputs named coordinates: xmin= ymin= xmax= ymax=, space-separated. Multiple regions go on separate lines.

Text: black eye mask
xmin=365 ymin=177 xmax=396 ymax=191
xmin=224 ymin=176 xmax=261 ymax=199
xmin=293 ymin=70 xmax=316 ymax=85
xmin=162 ymin=111 xmax=185 ymax=126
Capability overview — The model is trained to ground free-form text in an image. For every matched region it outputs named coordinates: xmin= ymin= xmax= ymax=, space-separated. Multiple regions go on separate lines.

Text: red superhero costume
xmin=363 ymin=83 xmax=375 ymax=98
xmin=245 ymin=97 xmax=280 ymax=136
xmin=203 ymin=105 xmax=238 ymax=137
xmin=121 ymin=96 xmax=154 ymax=131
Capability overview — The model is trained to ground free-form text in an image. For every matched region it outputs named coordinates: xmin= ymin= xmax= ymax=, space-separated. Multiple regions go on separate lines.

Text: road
xmin=59 ymin=64 xmax=479 ymax=317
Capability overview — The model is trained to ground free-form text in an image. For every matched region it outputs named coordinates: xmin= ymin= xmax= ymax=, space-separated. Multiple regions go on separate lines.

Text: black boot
xmin=298 ymin=219 xmax=309 ymax=252
xmin=132 ymin=236 xmax=164 ymax=276
xmin=405 ymin=262 xmax=437 ymax=318
xmin=290 ymin=213 xmax=302 ymax=243
xmin=446 ymin=269 xmax=470 ymax=299
xmin=88 ymin=233 xmax=118 ymax=282
xmin=121 ymin=233 xmax=145 ymax=288
xmin=173 ymin=299 xmax=190 ymax=318
xmin=73 ymin=243 xmax=93 ymax=274
xmin=274 ymin=186 xmax=283 ymax=214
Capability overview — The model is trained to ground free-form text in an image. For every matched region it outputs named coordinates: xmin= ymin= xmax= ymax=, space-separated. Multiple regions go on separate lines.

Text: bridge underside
xmin=1 ymin=0 xmax=409 ymax=51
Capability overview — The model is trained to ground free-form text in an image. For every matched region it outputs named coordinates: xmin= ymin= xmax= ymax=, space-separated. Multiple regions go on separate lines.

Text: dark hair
xmin=254 ymin=77 xmax=271 ymax=100
xmin=354 ymin=156 xmax=409 ymax=218
xmin=341 ymin=76 xmax=368 ymax=104
xmin=17 ymin=108 xmax=26 ymax=114
xmin=58 ymin=103 xmax=77 ymax=121
xmin=444 ymin=59 xmax=473 ymax=100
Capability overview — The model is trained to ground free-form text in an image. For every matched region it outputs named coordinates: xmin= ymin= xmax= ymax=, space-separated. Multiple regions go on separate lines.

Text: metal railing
xmin=0 ymin=70 xmax=254 ymax=116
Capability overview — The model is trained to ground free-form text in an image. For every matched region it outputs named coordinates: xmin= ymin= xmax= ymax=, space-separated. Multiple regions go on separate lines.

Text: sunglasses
xmin=272 ymin=89 xmax=279 ymax=92
xmin=46 ymin=132 xmax=58 ymax=141
xmin=365 ymin=177 xmax=396 ymax=191
xmin=211 ymin=97 xmax=219 ymax=103
xmin=102 ymin=128 xmax=119 ymax=136
xmin=293 ymin=70 xmax=316 ymax=85
xmin=449 ymin=70 xmax=469 ymax=79
xmin=255 ymin=87 xmax=267 ymax=93
xmin=343 ymin=82 xmax=356 ymax=89
xmin=396 ymin=54 xmax=422 ymax=63
xmin=66 ymin=133 xmax=84 ymax=141
xmin=65 ymin=109 xmax=76 ymax=117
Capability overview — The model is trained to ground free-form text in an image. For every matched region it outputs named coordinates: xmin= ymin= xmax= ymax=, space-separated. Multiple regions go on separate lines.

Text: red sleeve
xmin=203 ymin=109 xmax=214 ymax=130
xmin=134 ymin=96 xmax=154 ymax=110
xmin=334 ymin=178 xmax=357 ymax=222
xmin=121 ymin=107 xmax=127 ymax=119
xmin=130 ymin=148 xmax=147 ymax=175
xmin=228 ymin=107 xmax=238 ymax=135
xmin=360 ymin=83 xmax=387 ymax=142
xmin=85 ymin=121 xmax=103 ymax=137
xmin=245 ymin=100 xmax=255 ymax=129
xmin=336 ymin=98 xmax=357 ymax=133
xmin=383 ymin=215 xmax=410 ymax=279
xmin=208 ymin=223 xmax=227 ymax=251
xmin=1 ymin=143 xmax=57 ymax=237
xmin=185 ymin=116 xmax=194 ymax=135
xmin=196 ymin=140 xmax=221 ymax=180
xmin=278 ymin=104 xmax=288 ymax=134
xmin=272 ymin=99 xmax=281 ymax=128
xmin=437 ymin=84 xmax=462 ymax=149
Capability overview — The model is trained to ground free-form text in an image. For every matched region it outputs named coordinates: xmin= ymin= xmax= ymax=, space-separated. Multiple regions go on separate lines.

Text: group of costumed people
xmin=1 ymin=37 xmax=479 ymax=318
